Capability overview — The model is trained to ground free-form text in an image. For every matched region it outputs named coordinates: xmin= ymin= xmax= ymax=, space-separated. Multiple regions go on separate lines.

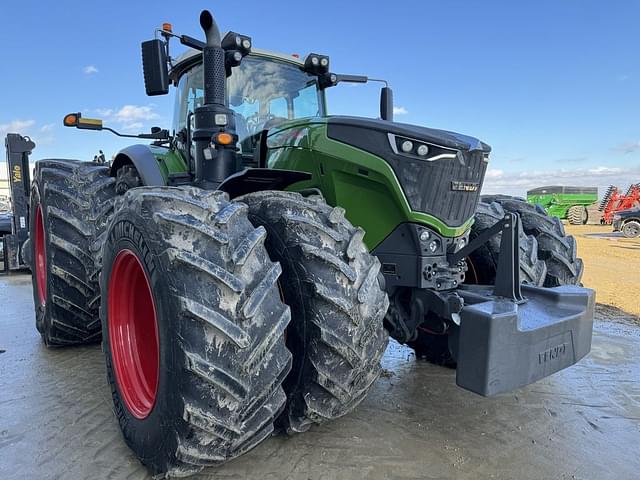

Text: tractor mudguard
xmin=110 ymin=144 xmax=165 ymax=186
xmin=454 ymin=284 xmax=594 ymax=396
xmin=218 ymin=168 xmax=311 ymax=199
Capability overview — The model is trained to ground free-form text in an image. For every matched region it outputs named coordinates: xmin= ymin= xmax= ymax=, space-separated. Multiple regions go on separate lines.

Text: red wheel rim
xmin=108 ymin=249 xmax=159 ymax=419
xmin=465 ymin=256 xmax=479 ymax=284
xmin=34 ymin=205 xmax=47 ymax=306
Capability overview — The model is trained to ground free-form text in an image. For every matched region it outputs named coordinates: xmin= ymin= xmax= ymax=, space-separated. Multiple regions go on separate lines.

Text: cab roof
xmin=169 ymin=46 xmax=305 ymax=83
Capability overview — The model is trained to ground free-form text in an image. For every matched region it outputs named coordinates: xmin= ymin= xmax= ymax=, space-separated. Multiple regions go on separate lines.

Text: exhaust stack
xmin=199 ymin=10 xmax=225 ymax=107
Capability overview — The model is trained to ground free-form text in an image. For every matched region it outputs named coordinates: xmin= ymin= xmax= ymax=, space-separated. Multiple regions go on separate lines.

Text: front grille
xmin=326 ymin=120 xmax=489 ymax=228
xmin=394 ymin=151 xmax=487 ymax=227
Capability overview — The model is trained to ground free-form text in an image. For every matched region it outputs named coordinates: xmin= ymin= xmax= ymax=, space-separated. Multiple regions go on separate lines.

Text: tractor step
xmin=454 ymin=284 xmax=594 ymax=396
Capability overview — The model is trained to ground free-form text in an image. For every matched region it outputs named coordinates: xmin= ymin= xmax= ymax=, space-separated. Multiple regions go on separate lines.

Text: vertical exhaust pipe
xmin=192 ymin=9 xmax=239 ymax=186
xmin=199 ymin=10 xmax=225 ymax=107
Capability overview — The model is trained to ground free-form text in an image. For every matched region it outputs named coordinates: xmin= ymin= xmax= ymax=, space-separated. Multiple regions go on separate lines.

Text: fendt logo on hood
xmin=451 ymin=181 xmax=480 ymax=192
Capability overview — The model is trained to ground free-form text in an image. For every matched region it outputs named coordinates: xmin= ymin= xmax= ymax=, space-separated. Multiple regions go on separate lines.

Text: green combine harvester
xmin=23 ymin=10 xmax=594 ymax=477
xmin=526 ymin=185 xmax=598 ymax=224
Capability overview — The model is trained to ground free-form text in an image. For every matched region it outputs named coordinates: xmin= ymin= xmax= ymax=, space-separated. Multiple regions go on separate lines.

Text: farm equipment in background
xmin=1 ymin=134 xmax=33 ymax=273
xmin=526 ymin=185 xmax=598 ymax=224
xmin=612 ymin=207 xmax=640 ymax=238
xmin=599 ymin=184 xmax=640 ymax=225
xmin=25 ymin=9 xmax=595 ymax=477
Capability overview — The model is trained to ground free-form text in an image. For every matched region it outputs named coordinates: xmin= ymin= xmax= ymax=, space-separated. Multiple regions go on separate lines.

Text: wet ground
xmin=1 ymin=273 xmax=639 ymax=480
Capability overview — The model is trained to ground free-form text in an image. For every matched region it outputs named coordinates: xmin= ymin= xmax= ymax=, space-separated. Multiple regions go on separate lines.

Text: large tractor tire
xmin=467 ymin=200 xmax=547 ymax=286
xmin=100 ymin=187 xmax=292 ymax=477
xmin=481 ymin=195 xmax=584 ymax=286
xmin=29 ymin=160 xmax=115 ymax=346
xmin=406 ymin=324 xmax=457 ymax=367
xmin=239 ymin=191 xmax=389 ymax=433
xmin=567 ymin=205 xmax=588 ymax=225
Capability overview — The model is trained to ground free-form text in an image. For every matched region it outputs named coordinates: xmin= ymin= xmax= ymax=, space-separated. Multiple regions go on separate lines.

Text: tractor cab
xmin=170 ymin=49 xmax=326 ymax=166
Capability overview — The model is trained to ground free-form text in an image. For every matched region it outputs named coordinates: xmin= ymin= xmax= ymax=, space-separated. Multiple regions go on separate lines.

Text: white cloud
xmin=393 ymin=106 xmax=408 ymax=115
xmin=40 ymin=123 xmax=55 ymax=132
xmin=482 ymin=165 xmax=640 ymax=198
xmin=92 ymin=105 xmax=162 ymax=133
xmin=122 ymin=122 xmax=144 ymax=131
xmin=96 ymin=105 xmax=160 ymax=126
xmin=485 ymin=168 xmax=504 ymax=178
xmin=0 ymin=119 xmax=35 ymax=136
xmin=83 ymin=65 xmax=99 ymax=75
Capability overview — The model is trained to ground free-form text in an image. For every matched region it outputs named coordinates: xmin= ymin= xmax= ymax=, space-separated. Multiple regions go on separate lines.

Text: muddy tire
xmin=467 ymin=200 xmax=547 ymax=286
xmin=29 ymin=160 xmax=115 ymax=346
xmin=239 ymin=191 xmax=389 ymax=433
xmin=481 ymin=195 xmax=583 ymax=287
xmin=115 ymin=164 xmax=143 ymax=194
xmin=567 ymin=205 xmax=588 ymax=225
xmin=407 ymin=326 xmax=457 ymax=367
xmin=622 ymin=220 xmax=640 ymax=238
xmin=100 ymin=187 xmax=291 ymax=477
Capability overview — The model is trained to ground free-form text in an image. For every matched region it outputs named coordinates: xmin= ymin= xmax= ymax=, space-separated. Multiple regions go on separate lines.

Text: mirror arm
xmin=101 ymin=126 xmax=170 ymax=140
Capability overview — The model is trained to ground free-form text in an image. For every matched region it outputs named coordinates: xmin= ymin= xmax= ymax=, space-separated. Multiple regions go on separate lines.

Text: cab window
xmin=173 ymin=56 xmax=323 ymax=158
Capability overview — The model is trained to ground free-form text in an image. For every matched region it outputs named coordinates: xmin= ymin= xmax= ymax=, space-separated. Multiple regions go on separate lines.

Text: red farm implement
xmin=599 ymin=184 xmax=640 ymax=224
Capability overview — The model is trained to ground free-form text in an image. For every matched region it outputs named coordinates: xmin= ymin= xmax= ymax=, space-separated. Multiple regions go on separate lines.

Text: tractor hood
xmin=327 ymin=116 xmax=491 ymax=153
xmin=325 ymin=116 xmax=490 ymax=229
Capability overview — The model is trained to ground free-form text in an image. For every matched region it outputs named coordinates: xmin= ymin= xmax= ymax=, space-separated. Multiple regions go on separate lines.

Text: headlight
xmin=428 ymin=239 xmax=439 ymax=253
xmin=387 ymin=133 xmax=458 ymax=161
xmin=416 ymin=144 xmax=429 ymax=156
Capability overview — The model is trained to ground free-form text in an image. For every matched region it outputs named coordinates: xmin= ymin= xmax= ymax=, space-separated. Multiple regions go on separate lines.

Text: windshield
xmin=173 ymin=55 xmax=323 ymax=156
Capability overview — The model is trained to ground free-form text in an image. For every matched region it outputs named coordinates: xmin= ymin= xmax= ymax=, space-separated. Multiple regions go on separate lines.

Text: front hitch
xmin=449 ymin=212 xmax=525 ymax=303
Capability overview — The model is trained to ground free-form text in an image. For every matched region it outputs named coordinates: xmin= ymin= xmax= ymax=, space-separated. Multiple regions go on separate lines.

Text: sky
xmin=1 ymin=0 xmax=639 ymax=197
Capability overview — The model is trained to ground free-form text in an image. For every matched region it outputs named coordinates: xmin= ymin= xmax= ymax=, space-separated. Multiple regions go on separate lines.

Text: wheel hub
xmin=108 ymin=249 xmax=160 ymax=419
xmin=625 ymin=223 xmax=640 ymax=237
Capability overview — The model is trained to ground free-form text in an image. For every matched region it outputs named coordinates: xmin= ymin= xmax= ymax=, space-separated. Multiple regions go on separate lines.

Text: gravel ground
xmin=565 ymin=224 xmax=640 ymax=319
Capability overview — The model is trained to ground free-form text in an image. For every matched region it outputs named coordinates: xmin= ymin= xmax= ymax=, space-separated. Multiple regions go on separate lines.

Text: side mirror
xmin=63 ymin=112 xmax=103 ymax=130
xmin=141 ymin=39 xmax=169 ymax=96
xmin=380 ymin=87 xmax=394 ymax=122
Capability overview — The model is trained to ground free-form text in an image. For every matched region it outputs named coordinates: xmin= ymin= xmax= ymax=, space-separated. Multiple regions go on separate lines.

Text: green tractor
xmin=526 ymin=185 xmax=598 ymax=224
xmin=27 ymin=10 xmax=594 ymax=477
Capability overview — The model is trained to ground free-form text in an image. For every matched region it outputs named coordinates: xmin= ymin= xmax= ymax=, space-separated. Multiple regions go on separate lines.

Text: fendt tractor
xmin=25 ymin=10 xmax=594 ymax=477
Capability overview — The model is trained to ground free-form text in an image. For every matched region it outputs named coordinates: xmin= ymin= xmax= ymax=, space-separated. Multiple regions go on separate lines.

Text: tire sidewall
xmin=101 ymin=215 xmax=184 ymax=470
xmin=29 ymin=180 xmax=51 ymax=337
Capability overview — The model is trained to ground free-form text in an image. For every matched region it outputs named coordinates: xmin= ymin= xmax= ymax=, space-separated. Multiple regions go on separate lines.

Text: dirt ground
xmin=1 ymin=274 xmax=640 ymax=480
xmin=564 ymin=224 xmax=640 ymax=319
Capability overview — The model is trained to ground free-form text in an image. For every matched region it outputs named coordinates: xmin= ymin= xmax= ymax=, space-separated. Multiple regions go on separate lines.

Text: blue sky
xmin=1 ymin=0 xmax=639 ymax=196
